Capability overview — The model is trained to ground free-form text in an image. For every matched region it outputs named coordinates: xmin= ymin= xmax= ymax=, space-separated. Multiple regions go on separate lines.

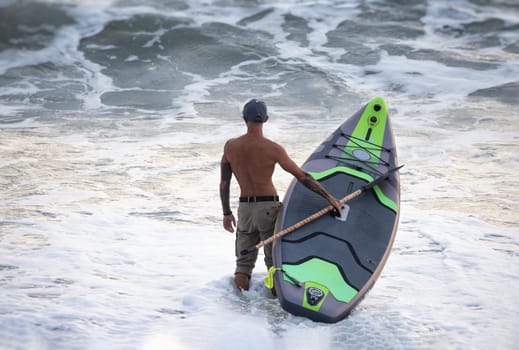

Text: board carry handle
xmin=240 ymin=165 xmax=404 ymax=256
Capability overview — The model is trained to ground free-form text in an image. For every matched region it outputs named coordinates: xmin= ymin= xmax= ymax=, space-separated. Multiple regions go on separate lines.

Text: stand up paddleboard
xmin=270 ymin=97 xmax=400 ymax=323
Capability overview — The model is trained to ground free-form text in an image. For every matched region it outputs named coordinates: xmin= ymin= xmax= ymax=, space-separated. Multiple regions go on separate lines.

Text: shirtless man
xmin=220 ymin=99 xmax=342 ymax=291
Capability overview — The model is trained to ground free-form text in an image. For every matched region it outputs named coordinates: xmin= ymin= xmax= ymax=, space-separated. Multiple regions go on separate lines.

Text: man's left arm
xmin=220 ymin=154 xmax=236 ymax=232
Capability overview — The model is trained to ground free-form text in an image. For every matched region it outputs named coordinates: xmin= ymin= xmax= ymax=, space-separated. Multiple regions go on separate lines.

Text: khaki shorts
xmin=235 ymin=201 xmax=282 ymax=276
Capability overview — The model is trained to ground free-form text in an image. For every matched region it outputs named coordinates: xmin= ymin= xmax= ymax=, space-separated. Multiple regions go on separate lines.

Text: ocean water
xmin=0 ymin=0 xmax=518 ymax=349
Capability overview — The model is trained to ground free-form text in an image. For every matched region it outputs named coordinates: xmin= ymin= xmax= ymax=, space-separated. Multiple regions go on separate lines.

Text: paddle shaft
xmin=240 ymin=165 xmax=402 ymax=256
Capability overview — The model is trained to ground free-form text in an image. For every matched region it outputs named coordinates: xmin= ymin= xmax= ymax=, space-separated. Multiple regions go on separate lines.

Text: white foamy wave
xmin=355 ymin=51 xmax=518 ymax=104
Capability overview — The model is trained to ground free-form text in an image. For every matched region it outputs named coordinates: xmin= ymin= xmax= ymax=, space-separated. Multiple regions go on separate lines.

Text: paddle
xmin=240 ymin=165 xmax=403 ymax=256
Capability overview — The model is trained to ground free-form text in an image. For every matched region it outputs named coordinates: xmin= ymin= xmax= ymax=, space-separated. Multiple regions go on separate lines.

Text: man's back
xmin=224 ymin=133 xmax=279 ymax=197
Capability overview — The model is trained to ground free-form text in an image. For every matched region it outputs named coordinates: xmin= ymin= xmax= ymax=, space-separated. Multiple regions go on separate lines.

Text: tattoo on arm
xmin=301 ymin=173 xmax=330 ymax=200
xmin=220 ymin=160 xmax=233 ymax=215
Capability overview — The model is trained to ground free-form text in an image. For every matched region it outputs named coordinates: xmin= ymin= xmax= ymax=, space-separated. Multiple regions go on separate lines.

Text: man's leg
xmin=257 ymin=202 xmax=282 ymax=270
xmin=234 ymin=203 xmax=258 ymax=291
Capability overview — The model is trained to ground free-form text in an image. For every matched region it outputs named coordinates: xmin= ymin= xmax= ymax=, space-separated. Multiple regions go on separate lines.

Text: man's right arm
xmin=275 ymin=144 xmax=342 ymax=214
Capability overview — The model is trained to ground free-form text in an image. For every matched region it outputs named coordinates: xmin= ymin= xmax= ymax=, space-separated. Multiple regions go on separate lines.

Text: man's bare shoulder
xmin=265 ymin=138 xmax=287 ymax=155
xmin=225 ymin=135 xmax=286 ymax=160
xmin=257 ymin=136 xmax=281 ymax=149
xmin=224 ymin=137 xmax=240 ymax=150
xmin=223 ymin=136 xmax=249 ymax=159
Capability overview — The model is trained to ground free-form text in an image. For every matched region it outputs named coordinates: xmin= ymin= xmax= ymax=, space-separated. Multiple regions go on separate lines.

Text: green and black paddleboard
xmin=271 ymin=97 xmax=401 ymax=323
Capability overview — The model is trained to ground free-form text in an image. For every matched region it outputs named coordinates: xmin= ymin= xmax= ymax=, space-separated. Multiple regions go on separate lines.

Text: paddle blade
xmin=363 ymin=165 xmax=404 ymax=190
